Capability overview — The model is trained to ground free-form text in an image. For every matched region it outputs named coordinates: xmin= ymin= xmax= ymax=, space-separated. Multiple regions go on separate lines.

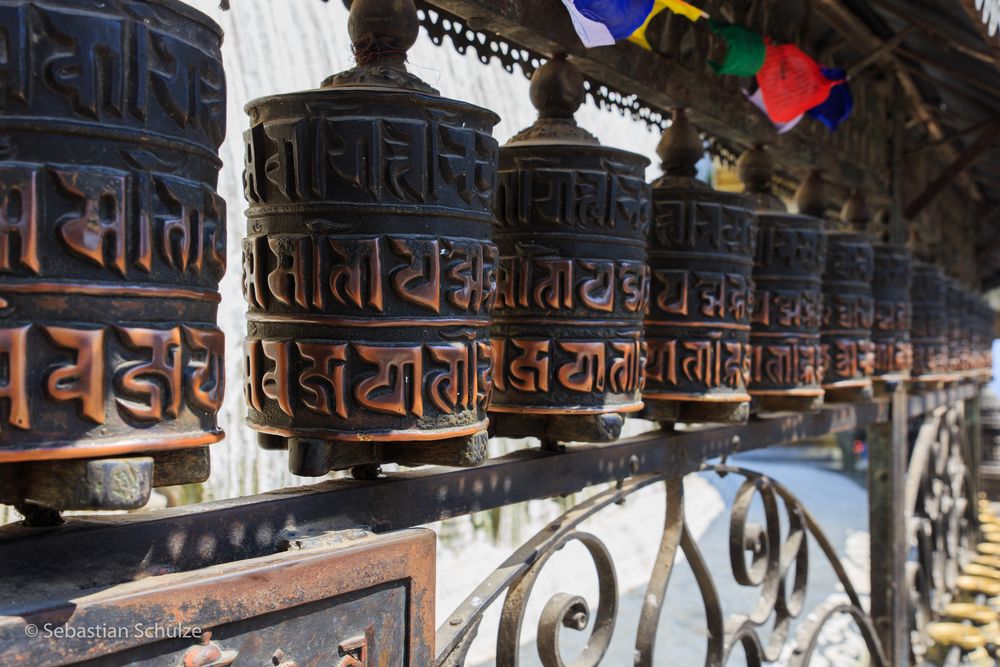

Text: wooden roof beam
xmin=866 ymin=0 xmax=997 ymax=65
xmin=814 ymin=0 xmax=985 ymax=204
xmin=904 ymin=119 xmax=1000 ymax=218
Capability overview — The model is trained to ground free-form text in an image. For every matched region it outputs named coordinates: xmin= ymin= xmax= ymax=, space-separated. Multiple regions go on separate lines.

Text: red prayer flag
xmin=756 ymin=42 xmax=837 ymax=123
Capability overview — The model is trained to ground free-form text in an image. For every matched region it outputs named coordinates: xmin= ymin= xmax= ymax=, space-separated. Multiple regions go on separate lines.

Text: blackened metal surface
xmin=489 ymin=59 xmax=651 ymax=437
xmin=242 ymin=3 xmax=500 ymax=470
xmin=0 ymin=529 xmax=435 ymax=667
xmin=871 ymin=245 xmax=913 ymax=378
xmin=749 ymin=213 xmax=827 ymax=409
xmin=0 ymin=1 xmax=227 ymax=499
xmin=911 ymin=263 xmax=950 ymax=378
xmin=820 ymin=231 xmax=875 ymax=397
xmin=643 ymin=185 xmax=756 ymax=423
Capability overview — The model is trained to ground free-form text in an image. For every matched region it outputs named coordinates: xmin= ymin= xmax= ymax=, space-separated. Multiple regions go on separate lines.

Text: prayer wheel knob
xmin=737 ymin=144 xmax=784 ymax=211
xmin=841 ymin=189 xmax=871 ymax=229
xmin=325 ymin=0 xmax=435 ymax=92
xmin=795 ymin=170 xmax=826 ymax=219
xmin=349 ymin=0 xmax=419 ymax=64
xmin=511 ymin=55 xmax=597 ymax=144
xmin=531 ymin=54 xmax=586 ymax=119
xmin=657 ymin=108 xmax=704 ymax=182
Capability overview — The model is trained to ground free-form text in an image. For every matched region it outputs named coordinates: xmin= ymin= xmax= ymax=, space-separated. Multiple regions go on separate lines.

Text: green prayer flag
xmin=708 ymin=19 xmax=765 ymax=77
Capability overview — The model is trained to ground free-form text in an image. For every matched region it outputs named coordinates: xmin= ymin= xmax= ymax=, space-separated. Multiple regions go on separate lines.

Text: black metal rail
xmin=0 ymin=381 xmax=977 ymax=611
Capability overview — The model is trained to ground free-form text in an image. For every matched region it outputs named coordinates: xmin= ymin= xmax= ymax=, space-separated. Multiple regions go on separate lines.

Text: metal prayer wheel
xmin=871 ymin=244 xmax=913 ymax=381
xmin=816 ymin=189 xmax=875 ymax=402
xmin=975 ymin=298 xmax=995 ymax=372
xmin=490 ymin=56 xmax=651 ymax=442
xmin=911 ymin=263 xmax=950 ymax=381
xmin=946 ymin=278 xmax=966 ymax=375
xmin=641 ymin=109 xmax=755 ymax=425
xmin=243 ymin=0 xmax=500 ymax=475
xmin=742 ymin=150 xmax=826 ymax=413
xmin=0 ymin=0 xmax=226 ymax=514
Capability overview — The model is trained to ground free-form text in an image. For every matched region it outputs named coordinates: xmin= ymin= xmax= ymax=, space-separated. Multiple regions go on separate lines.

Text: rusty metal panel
xmin=0 ymin=529 xmax=435 ymax=666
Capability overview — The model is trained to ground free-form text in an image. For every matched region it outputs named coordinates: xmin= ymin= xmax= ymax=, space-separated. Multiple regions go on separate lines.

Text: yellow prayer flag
xmin=628 ymin=0 xmax=705 ymax=50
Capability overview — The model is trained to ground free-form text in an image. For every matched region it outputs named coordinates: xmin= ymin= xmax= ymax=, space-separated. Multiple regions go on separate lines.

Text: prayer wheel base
xmin=751 ymin=394 xmax=824 ymax=415
xmin=0 ymin=447 xmax=211 ymax=517
xmin=640 ymin=399 xmax=750 ymax=425
xmin=492 ymin=412 xmax=626 ymax=443
xmin=822 ymin=382 xmax=874 ymax=404
xmin=873 ymin=374 xmax=910 ymax=395
xmin=910 ymin=374 xmax=955 ymax=393
xmin=284 ymin=431 xmax=491 ymax=477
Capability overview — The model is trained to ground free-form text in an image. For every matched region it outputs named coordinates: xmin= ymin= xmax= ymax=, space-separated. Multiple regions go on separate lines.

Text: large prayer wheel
xmin=490 ymin=56 xmax=651 ymax=442
xmin=0 ymin=0 xmax=226 ymax=514
xmin=817 ymin=190 xmax=875 ymax=402
xmin=742 ymin=149 xmax=826 ymax=412
xmin=641 ymin=109 xmax=755 ymax=425
xmin=871 ymin=244 xmax=913 ymax=381
xmin=911 ymin=263 xmax=950 ymax=382
xmin=243 ymin=0 xmax=500 ymax=475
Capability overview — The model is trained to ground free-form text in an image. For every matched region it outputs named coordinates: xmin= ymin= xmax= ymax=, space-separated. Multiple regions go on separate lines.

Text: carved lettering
xmin=44 ymin=326 xmax=105 ymax=423
xmin=654 ymin=270 xmax=688 ymax=315
xmin=533 ymin=258 xmax=573 ymax=310
xmin=297 ymin=341 xmax=348 ymax=419
xmin=391 ymin=238 xmax=440 ymax=312
xmin=56 ymin=168 xmax=128 ymax=275
xmin=446 ymin=241 xmax=487 ymax=312
xmin=0 ymin=166 xmax=40 ymax=273
xmin=183 ymin=326 xmax=225 ymax=412
xmin=557 ymin=341 xmax=605 ymax=392
xmin=354 ymin=345 xmax=423 ymax=416
xmin=244 ymin=338 xmax=263 ymax=411
xmin=242 ymin=235 xmax=268 ymax=309
xmin=508 ymin=339 xmax=550 ymax=393
xmin=0 ymin=325 xmax=30 ymax=430
xmin=327 ymin=238 xmax=384 ymax=311
xmin=428 ymin=343 xmax=472 ymax=414
xmin=116 ymin=327 xmax=182 ymax=421
xmin=268 ymin=236 xmax=310 ymax=308
xmin=261 ymin=339 xmax=294 ymax=417
xmin=578 ymin=260 xmax=615 ymax=312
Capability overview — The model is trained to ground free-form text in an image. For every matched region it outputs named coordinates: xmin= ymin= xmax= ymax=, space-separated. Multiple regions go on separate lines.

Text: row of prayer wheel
xmin=0 ymin=0 xmax=994 ymax=512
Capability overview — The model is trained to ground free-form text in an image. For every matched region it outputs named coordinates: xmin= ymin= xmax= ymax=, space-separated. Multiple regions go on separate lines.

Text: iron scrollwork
xmin=436 ymin=465 xmax=888 ymax=666
xmin=906 ymin=405 xmax=978 ymax=661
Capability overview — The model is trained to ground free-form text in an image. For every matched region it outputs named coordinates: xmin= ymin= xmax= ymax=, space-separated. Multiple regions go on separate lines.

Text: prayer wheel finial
xmin=656 ymin=108 xmax=706 ymax=185
xmin=323 ymin=0 xmax=436 ymax=92
xmin=509 ymin=55 xmax=598 ymax=144
xmin=795 ymin=170 xmax=826 ymax=219
xmin=531 ymin=54 xmax=585 ymax=118
xmin=737 ymin=144 xmax=785 ymax=211
xmin=349 ymin=0 xmax=418 ymax=63
xmin=841 ymin=189 xmax=871 ymax=230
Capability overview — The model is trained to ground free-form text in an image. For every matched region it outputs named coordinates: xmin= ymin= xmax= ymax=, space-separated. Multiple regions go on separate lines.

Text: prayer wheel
xmin=741 ymin=148 xmax=826 ymax=413
xmin=0 ymin=0 xmax=226 ymax=515
xmin=871 ymin=244 xmax=913 ymax=382
xmin=976 ymin=298 xmax=995 ymax=373
xmin=946 ymin=278 xmax=966 ymax=375
xmin=641 ymin=109 xmax=755 ymax=425
xmin=242 ymin=0 xmax=500 ymax=474
xmin=911 ymin=263 xmax=950 ymax=382
xmin=817 ymin=189 xmax=875 ymax=402
xmin=490 ymin=56 xmax=651 ymax=442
